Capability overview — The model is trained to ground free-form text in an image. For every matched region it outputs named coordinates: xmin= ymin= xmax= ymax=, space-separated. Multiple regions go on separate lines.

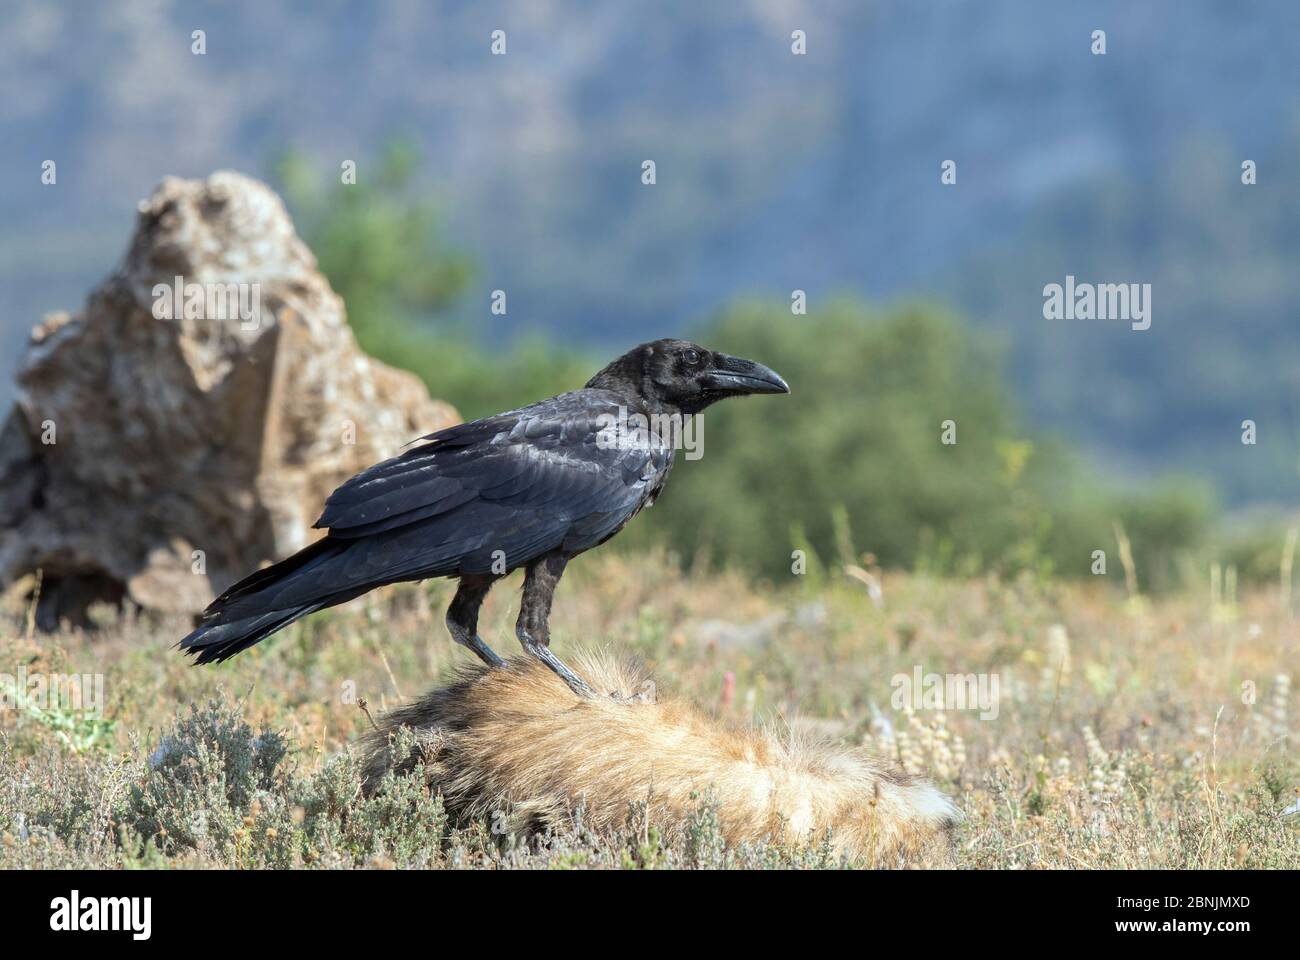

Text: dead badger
xmin=362 ymin=652 xmax=959 ymax=866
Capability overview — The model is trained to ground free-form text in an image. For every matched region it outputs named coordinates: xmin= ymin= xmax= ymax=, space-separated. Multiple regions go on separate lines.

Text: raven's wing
xmin=287 ymin=391 xmax=670 ymax=591
xmin=182 ymin=391 xmax=672 ymax=663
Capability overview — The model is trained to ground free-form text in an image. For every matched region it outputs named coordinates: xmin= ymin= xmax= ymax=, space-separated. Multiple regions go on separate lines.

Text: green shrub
xmin=128 ymin=697 xmax=290 ymax=861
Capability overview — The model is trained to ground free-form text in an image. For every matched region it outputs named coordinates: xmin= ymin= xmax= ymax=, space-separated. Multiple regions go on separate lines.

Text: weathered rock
xmin=0 ymin=171 xmax=459 ymax=626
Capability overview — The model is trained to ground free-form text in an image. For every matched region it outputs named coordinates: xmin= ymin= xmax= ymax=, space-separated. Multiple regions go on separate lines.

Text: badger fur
xmin=361 ymin=651 xmax=958 ymax=866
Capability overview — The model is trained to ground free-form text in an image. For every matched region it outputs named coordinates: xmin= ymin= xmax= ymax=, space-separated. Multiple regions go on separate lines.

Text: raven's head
xmin=587 ymin=339 xmax=790 ymax=415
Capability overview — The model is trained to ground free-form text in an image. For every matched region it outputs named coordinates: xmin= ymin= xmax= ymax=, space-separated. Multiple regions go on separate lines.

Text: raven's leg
xmin=517 ymin=555 xmax=597 ymax=698
xmin=446 ymin=576 xmax=505 ymax=668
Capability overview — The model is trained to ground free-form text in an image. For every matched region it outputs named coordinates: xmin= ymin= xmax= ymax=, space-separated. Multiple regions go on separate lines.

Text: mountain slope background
xmin=3 ymin=0 xmax=1298 ymax=504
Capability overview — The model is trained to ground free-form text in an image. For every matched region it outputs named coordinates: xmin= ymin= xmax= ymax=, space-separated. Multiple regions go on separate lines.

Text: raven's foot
xmin=608 ymin=682 xmax=656 ymax=705
xmin=448 ymin=624 xmax=506 ymax=668
xmin=521 ymin=639 xmax=597 ymax=699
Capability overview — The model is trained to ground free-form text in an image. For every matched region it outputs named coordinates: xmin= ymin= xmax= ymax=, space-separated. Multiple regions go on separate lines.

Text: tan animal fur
xmin=362 ymin=651 xmax=958 ymax=866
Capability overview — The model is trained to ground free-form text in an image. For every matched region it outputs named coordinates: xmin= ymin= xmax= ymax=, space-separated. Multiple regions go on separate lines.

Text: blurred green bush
xmin=636 ymin=299 xmax=1212 ymax=589
xmin=273 ymin=142 xmax=590 ymax=419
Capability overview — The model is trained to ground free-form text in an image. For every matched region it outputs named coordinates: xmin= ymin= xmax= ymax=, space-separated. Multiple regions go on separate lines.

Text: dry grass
xmin=1 ymin=549 xmax=1297 ymax=868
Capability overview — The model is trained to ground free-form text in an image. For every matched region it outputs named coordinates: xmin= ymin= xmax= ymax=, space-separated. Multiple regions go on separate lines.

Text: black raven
xmin=179 ymin=339 xmax=788 ymax=697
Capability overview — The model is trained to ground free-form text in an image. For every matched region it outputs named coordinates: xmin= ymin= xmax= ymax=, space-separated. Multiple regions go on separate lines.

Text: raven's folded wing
xmin=183 ymin=391 xmax=674 ymax=662
xmin=312 ymin=391 xmax=672 ymax=574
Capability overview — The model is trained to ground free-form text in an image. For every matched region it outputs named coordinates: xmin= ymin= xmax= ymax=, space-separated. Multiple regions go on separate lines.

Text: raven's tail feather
xmin=181 ymin=604 xmax=326 ymax=663
xmin=179 ymin=538 xmax=357 ymax=663
xmin=205 ymin=536 xmax=339 ymax=608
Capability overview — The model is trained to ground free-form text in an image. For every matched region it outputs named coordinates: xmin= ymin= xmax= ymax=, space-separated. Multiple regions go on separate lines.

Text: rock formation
xmin=0 ymin=171 xmax=458 ymax=627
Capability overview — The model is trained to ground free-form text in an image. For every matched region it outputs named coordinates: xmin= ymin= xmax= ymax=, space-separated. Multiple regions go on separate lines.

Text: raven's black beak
xmin=703 ymin=354 xmax=790 ymax=396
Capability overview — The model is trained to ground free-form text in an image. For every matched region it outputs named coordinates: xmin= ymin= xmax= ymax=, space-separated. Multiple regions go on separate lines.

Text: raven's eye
xmin=682 ymin=349 xmax=700 ymax=366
